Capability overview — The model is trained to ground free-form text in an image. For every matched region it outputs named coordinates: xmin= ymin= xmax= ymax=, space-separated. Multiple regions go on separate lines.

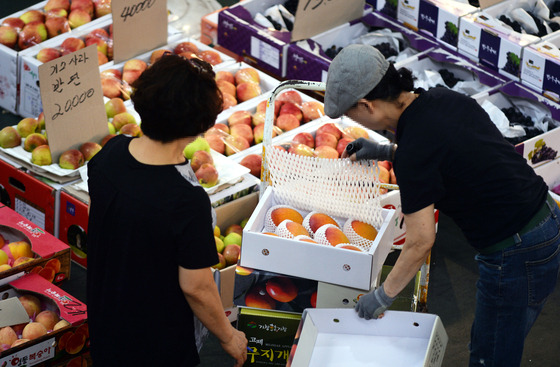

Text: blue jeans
xmin=469 ymin=201 xmax=560 ymax=367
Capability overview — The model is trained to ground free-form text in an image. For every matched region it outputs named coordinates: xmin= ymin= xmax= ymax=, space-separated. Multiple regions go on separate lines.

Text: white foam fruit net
xmin=264 ymin=204 xmax=304 ymax=232
xmin=343 ymin=218 xmax=378 ymax=252
xmin=264 ymin=146 xmax=384 ymax=229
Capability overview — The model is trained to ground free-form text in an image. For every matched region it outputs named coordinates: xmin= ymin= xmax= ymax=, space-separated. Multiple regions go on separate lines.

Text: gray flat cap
xmin=324 ymin=44 xmax=390 ymax=118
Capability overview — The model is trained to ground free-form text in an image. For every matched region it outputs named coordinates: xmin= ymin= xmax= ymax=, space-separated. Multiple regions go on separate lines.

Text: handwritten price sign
xmin=291 ymin=0 xmax=365 ymax=41
xmin=111 ymin=0 xmax=168 ymax=63
xmin=38 ymin=45 xmax=108 ymax=161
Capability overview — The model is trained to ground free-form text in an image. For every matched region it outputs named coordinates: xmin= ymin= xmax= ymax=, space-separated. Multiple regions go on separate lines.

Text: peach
xmin=245 ymin=285 xmax=276 ymax=309
xmin=343 ymin=125 xmax=369 ymax=139
xmin=317 ymin=224 xmax=350 ymax=246
xmin=288 ymin=143 xmax=314 ymax=157
xmin=197 ymin=50 xmax=222 ymax=65
xmin=292 ymin=132 xmax=314 ymax=148
xmin=53 ymin=319 xmax=71 ymax=331
xmin=0 ymin=327 xmax=17 ymax=346
xmin=35 ymin=310 xmax=60 ymax=331
xmin=276 ymin=220 xmax=310 ymax=238
xmin=275 ymin=114 xmax=300 ymax=131
xmin=230 ymin=123 xmax=254 ymax=145
xmin=38 ymin=266 xmax=56 ymax=282
xmin=0 ymin=264 xmax=11 ymax=272
xmin=236 ymin=82 xmax=261 ymax=102
xmin=224 ymin=135 xmax=250 ymax=156
xmin=276 ymin=90 xmax=302 ymax=107
xmin=307 ymin=213 xmax=339 ymax=234
xmin=5 ymin=241 xmax=33 ymax=260
xmin=268 ymin=206 xmax=303 ymax=227
xmin=0 ymin=249 xmax=8 ymax=265
xmin=314 ymin=145 xmax=339 ymax=159
xmin=266 ymin=277 xmax=298 ymax=302
xmin=11 ymin=339 xmax=30 ymax=347
xmin=22 ymin=322 xmax=47 ymax=340
xmin=205 ymin=135 xmax=225 ymax=154
xmin=222 ymin=93 xmax=237 ymax=110
xmin=317 ymin=123 xmax=342 ymax=140
xmin=216 ymin=70 xmax=235 ymax=84
xmin=336 ymin=244 xmax=363 ymax=252
xmin=19 ymin=294 xmax=41 ymax=318
xmin=13 ymin=256 xmax=34 ymax=267
xmin=65 ymin=332 xmax=86 ymax=354
xmin=350 ymin=220 xmax=378 ymax=241
xmin=174 ymin=41 xmax=199 ymax=55
xmin=301 ymin=101 xmax=324 ymax=122
xmin=315 ymin=132 xmax=338 ymax=149
xmin=336 ymin=137 xmax=354 ymax=157
xmin=217 ymin=80 xmax=236 ymax=98
xmin=227 ymin=110 xmax=252 ymax=127
xmin=279 ymin=102 xmax=303 ymax=122
xmin=234 ymin=68 xmax=260 ymax=85
xmin=240 ymin=154 xmax=262 ymax=178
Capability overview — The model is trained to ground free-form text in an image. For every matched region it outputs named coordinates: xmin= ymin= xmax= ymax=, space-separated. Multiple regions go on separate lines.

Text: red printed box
xmin=59 ymin=187 xmax=89 ymax=269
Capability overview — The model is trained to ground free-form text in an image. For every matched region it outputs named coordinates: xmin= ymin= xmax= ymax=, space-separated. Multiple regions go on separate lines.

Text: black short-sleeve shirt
xmin=394 ymin=88 xmax=548 ymax=250
xmin=86 ymin=135 xmax=218 ymax=366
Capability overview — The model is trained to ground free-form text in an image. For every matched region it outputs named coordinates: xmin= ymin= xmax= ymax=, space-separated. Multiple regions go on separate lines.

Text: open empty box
xmin=288 ymin=309 xmax=448 ymax=367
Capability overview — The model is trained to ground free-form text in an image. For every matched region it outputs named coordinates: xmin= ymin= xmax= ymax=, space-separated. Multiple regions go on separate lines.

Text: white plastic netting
xmin=342 ymin=218 xmax=378 ymax=252
xmin=264 ymin=146 xmax=384 ymax=229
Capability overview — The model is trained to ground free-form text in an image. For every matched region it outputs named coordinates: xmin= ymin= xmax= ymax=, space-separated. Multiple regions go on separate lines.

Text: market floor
xmin=60 ymin=212 xmax=560 ymax=367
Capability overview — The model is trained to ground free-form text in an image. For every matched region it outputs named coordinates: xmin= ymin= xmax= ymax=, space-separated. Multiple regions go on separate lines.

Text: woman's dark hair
xmin=362 ymin=63 xmax=415 ymax=102
xmin=130 ymin=54 xmax=222 ymax=143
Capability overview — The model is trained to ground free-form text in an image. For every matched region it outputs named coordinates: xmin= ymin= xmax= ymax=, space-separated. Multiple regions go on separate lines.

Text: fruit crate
xmin=0 ymin=1 xmax=112 ymax=115
xmin=520 ymin=31 xmax=560 ymax=102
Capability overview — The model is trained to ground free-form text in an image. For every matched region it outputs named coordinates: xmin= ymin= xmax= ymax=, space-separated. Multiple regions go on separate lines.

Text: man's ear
xmin=356 ymin=99 xmax=374 ymax=113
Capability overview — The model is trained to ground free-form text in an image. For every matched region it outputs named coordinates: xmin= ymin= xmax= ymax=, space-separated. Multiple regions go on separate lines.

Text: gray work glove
xmin=346 ymin=138 xmax=395 ymax=162
xmin=355 ymin=283 xmax=396 ymax=320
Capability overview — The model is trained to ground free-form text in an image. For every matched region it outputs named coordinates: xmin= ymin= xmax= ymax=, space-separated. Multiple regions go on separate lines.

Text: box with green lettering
xmin=0 ymin=273 xmax=89 ymax=367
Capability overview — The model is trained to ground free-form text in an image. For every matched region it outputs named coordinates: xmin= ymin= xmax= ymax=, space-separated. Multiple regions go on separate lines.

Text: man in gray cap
xmin=324 ymin=44 xmax=560 ymax=367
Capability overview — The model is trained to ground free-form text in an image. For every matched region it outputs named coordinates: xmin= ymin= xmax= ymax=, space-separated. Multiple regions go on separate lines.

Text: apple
xmin=336 ymin=137 xmax=354 ymax=156
xmin=195 ymin=163 xmax=219 ymax=188
xmin=112 ymin=112 xmax=136 ymax=131
xmin=251 ymin=111 xmax=266 ymax=127
xmin=222 ymin=93 xmax=237 ymax=110
xmin=236 ymin=82 xmax=261 ymax=102
xmin=1 ymin=18 xmax=25 ymax=33
xmin=37 ymin=112 xmax=45 ymax=130
xmin=174 ymin=41 xmax=199 ymax=55
xmin=149 ymin=49 xmax=169 ymax=64
xmin=68 ymin=9 xmax=91 ymax=28
xmin=317 ymin=123 xmax=342 ymax=140
xmin=252 ymin=123 xmax=277 ymax=144
xmin=0 ymin=26 xmax=18 ymax=48
xmin=223 ymin=244 xmax=241 ymax=266
xmin=223 ymin=232 xmax=242 ymax=247
xmin=17 ymin=117 xmax=39 ymax=138
xmin=197 ymin=50 xmax=222 ymax=65
xmin=105 ymin=97 xmax=126 ymax=118
xmin=86 ymin=34 xmax=108 ymax=56
xmin=224 ymin=135 xmax=250 ymax=156
xmin=184 ymin=136 xmax=210 ymax=160
xmin=59 ymin=149 xmax=85 ymax=169
xmin=288 ymin=143 xmax=314 ymax=157
xmin=45 ymin=9 xmax=68 ymax=19
xmin=0 ymin=126 xmax=21 ymax=148
xmin=225 ymin=224 xmax=243 ymax=236
xmin=314 ymin=145 xmax=339 ymax=159
xmin=31 ymin=145 xmax=52 ymax=165
xmin=119 ymin=123 xmax=142 ymax=137
xmin=215 ymin=235 xmax=225 ymax=253
xmin=190 ymin=150 xmax=214 ymax=172
xmin=315 ymin=132 xmax=338 ymax=149
xmin=279 ymin=102 xmax=303 ymax=122
xmin=205 ymin=135 xmax=225 ymax=154
xmin=71 ymin=0 xmax=95 ymax=17
xmin=79 ymin=142 xmax=102 ymax=161
xmin=212 ymin=253 xmax=227 ymax=270
xmin=378 ymin=160 xmax=392 ymax=171
xmin=100 ymin=134 xmax=116 ymax=147
xmin=122 ymin=59 xmax=147 ymax=85
xmin=44 ymin=0 xmax=70 ymax=12
xmin=217 ymin=80 xmax=236 ymax=98
xmin=234 ymin=68 xmax=260 ymax=85
xmin=215 ymin=70 xmax=234 ymax=84
xmin=101 ymin=76 xmax=123 ymax=99
xmin=275 ymin=114 xmax=300 ymax=131
xmin=36 ymin=47 xmax=62 ymax=63
xmin=276 ymin=90 xmax=302 ymax=108
xmin=342 ymin=125 xmax=369 ymax=140
xmin=230 ymin=124 xmax=254 ymax=145
xmin=19 ymin=10 xmax=45 ymax=25
xmin=23 ymin=133 xmax=47 ymax=152
xmin=256 ymin=99 xmax=281 ymax=116
xmin=61 ymin=37 xmax=85 ymax=55
xmin=227 ymin=110 xmax=252 ymax=127
xmin=101 ymin=68 xmax=121 ymax=80
xmin=292 ymin=132 xmax=314 ymax=148
xmin=93 ymin=0 xmax=112 ymax=17
xmin=205 ymin=123 xmax=229 ymax=136
xmin=18 ymin=23 xmax=48 ymax=50
xmin=301 ymin=101 xmax=324 ymax=122
xmin=240 ymin=154 xmax=262 ymax=178
xmin=45 ymin=16 xmax=70 ymax=38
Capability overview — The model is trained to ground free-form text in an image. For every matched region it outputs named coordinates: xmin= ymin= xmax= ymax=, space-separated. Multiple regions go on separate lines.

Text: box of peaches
xmin=0 ymin=273 xmax=89 ymax=366
xmin=239 ymin=187 xmax=397 ymax=291
xmin=0 ymin=204 xmax=71 ymax=286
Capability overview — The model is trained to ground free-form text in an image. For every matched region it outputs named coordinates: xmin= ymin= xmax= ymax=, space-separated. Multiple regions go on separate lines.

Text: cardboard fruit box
xmin=520 ymin=31 xmax=560 ymax=102
xmin=0 ymin=203 xmax=71 ymax=286
xmin=0 ymin=273 xmax=89 ymax=366
xmin=0 ymin=0 xmax=112 ymax=115
xmin=287 ymin=309 xmax=448 ymax=367
xmin=240 ymin=187 xmax=396 ymax=290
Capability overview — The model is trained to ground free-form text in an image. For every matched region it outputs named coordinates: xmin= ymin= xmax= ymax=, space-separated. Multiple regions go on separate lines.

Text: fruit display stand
xmin=393 ymin=47 xmax=508 ymax=96
xmin=520 ymin=31 xmax=560 ymax=102
xmin=285 ymin=10 xmax=439 ymax=82
xmin=0 ymin=1 xmax=112 ymax=115
xmin=17 ymin=23 xmax=183 ymax=119
xmin=0 ymin=273 xmax=89 ymax=367
xmin=472 ymin=81 xmax=560 ymax=163
xmin=0 ymin=202 xmax=71 ymax=287
xmin=287 ymin=309 xmax=447 ymax=367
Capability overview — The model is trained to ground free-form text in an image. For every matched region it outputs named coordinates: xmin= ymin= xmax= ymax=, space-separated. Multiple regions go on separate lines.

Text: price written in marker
xmin=38 ymin=44 xmax=108 ymax=162
xmin=292 ymin=0 xmax=364 ymax=42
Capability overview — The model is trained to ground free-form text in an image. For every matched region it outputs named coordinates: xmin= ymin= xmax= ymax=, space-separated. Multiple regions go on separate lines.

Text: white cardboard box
xmin=240 ymin=187 xmax=396 ymax=290
xmin=289 ymin=309 xmax=448 ymax=367
xmin=520 ymin=31 xmax=560 ymax=101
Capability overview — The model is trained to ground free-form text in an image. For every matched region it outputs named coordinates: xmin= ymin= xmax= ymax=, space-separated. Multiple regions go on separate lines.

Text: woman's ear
xmin=356 ymin=99 xmax=375 ymax=113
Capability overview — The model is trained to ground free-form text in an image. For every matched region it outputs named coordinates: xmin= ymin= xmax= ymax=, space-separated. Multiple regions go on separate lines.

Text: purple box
xmin=285 ymin=11 xmax=439 ymax=82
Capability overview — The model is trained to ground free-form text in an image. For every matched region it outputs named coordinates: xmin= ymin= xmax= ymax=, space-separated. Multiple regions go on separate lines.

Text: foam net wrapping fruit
xmin=265 ymin=205 xmax=303 ymax=232
xmin=264 ymin=146 xmax=384 ymax=228
xmin=302 ymin=211 xmax=343 ymax=237
xmin=342 ymin=219 xmax=377 ymax=252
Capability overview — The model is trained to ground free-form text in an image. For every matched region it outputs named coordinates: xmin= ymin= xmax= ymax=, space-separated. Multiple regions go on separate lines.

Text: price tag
xmin=38 ymin=45 xmax=107 ymax=162
xmin=111 ymin=0 xmax=168 ymax=63
xmin=291 ymin=0 xmax=365 ymax=42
